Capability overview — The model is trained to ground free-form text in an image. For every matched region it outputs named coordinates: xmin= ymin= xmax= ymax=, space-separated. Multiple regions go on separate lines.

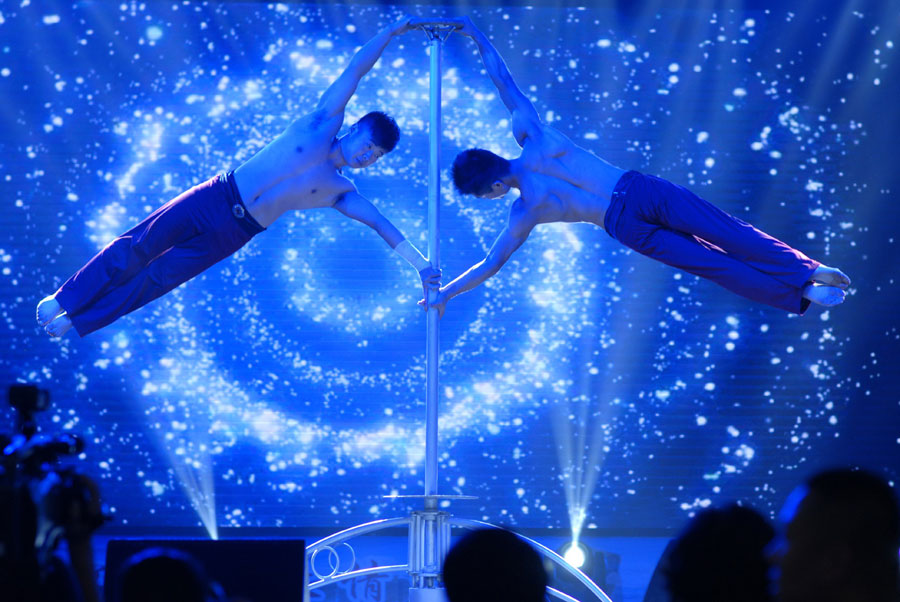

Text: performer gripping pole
xmin=412 ymin=18 xmax=460 ymax=505
xmin=36 ymin=15 xmax=440 ymax=338
xmin=425 ymin=17 xmax=850 ymax=317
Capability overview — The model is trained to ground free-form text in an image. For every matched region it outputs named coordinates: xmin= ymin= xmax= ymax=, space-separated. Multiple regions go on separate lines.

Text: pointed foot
xmin=811 ymin=265 xmax=851 ymax=289
xmin=44 ymin=314 xmax=73 ymax=338
xmin=37 ymin=294 xmax=63 ymax=326
xmin=803 ymin=284 xmax=846 ymax=307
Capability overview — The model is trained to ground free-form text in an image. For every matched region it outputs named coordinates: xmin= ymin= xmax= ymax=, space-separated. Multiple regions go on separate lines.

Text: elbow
xmin=483 ymin=255 xmax=505 ymax=276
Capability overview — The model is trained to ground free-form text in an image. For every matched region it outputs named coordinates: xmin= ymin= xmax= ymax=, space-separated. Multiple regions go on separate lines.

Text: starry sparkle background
xmin=0 ymin=0 xmax=898 ymax=534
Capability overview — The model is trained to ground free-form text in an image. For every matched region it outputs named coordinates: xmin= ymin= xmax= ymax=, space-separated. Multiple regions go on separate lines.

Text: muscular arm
xmin=459 ymin=17 xmax=542 ymax=145
xmin=333 ymin=190 xmax=405 ymax=248
xmin=334 ymin=190 xmax=440 ymax=301
xmin=316 ymin=15 xmax=412 ymax=119
xmin=439 ymin=199 xmax=536 ymax=303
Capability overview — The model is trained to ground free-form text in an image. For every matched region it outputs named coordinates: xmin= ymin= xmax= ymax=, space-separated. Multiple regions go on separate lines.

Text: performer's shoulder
xmin=509 ymin=195 xmax=537 ymax=221
xmin=331 ymin=172 xmax=357 ymax=195
xmin=507 ymin=196 xmax=540 ymax=237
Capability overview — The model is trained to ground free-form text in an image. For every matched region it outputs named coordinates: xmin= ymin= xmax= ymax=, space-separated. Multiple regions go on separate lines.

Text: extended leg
xmin=644 ymin=175 xmax=824 ymax=290
xmin=636 ymin=226 xmax=833 ymax=313
xmin=64 ymin=230 xmax=226 ymax=337
xmin=50 ymin=178 xmax=219 ymax=319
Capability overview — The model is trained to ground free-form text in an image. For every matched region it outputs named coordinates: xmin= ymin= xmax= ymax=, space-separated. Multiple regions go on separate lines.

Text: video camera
xmin=1 ymin=384 xmax=107 ymax=602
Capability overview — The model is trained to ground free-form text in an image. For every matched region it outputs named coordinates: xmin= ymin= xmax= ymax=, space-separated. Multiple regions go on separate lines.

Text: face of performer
xmin=341 ymin=124 xmax=388 ymax=169
xmin=476 ymin=180 xmax=511 ymax=199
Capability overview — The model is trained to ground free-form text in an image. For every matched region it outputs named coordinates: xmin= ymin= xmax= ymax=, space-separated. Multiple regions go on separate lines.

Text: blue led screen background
xmin=1 ymin=0 xmax=898 ymax=533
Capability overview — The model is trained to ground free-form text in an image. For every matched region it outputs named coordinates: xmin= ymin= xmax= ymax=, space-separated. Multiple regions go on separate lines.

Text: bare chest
xmin=234 ymin=112 xmax=342 ymax=203
xmin=243 ymin=164 xmax=351 ymax=227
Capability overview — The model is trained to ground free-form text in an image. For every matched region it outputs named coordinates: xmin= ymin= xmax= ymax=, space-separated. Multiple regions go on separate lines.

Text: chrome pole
xmin=424 ymin=30 xmax=442 ymax=504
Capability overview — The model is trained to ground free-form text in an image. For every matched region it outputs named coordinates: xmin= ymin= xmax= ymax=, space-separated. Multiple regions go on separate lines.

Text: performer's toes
xmin=36 ymin=295 xmax=63 ymax=325
xmin=803 ymin=284 xmax=846 ymax=307
xmin=45 ymin=314 xmax=73 ymax=338
xmin=812 ymin=265 xmax=851 ymax=289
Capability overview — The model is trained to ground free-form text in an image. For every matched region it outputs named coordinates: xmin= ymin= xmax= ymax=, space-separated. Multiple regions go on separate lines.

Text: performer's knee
xmin=101 ymin=236 xmax=153 ymax=280
xmin=146 ymin=258 xmax=176 ymax=290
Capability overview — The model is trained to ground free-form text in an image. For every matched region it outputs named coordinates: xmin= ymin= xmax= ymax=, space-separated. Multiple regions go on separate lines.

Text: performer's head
xmin=452 ymin=149 xmax=512 ymax=198
xmin=340 ymin=111 xmax=400 ymax=169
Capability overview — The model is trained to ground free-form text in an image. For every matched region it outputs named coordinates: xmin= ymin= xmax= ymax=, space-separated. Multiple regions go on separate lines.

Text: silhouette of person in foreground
xmin=770 ymin=468 xmax=900 ymax=602
xmin=665 ymin=504 xmax=775 ymax=602
xmin=443 ymin=528 xmax=548 ymax=602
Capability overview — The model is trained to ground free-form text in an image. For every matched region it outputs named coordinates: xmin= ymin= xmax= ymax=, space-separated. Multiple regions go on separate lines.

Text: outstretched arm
xmin=424 ymin=200 xmax=536 ymax=316
xmin=316 ymin=15 xmax=414 ymax=119
xmin=333 ymin=191 xmax=440 ymax=300
xmin=456 ymin=16 xmax=542 ymax=145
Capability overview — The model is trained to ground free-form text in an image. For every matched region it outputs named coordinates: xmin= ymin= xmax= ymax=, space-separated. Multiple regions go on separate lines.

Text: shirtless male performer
xmin=37 ymin=15 xmax=439 ymax=338
xmin=427 ymin=17 xmax=849 ymax=317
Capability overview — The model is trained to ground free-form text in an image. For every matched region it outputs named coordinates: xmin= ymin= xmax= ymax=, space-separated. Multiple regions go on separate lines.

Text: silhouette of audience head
xmin=443 ymin=528 xmax=548 ymax=602
xmin=117 ymin=547 xmax=217 ymax=602
xmin=772 ymin=468 xmax=900 ymax=602
xmin=664 ymin=503 xmax=775 ymax=602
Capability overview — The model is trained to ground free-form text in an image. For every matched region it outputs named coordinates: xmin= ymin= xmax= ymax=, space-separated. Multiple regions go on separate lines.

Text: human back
xmin=518 ymin=122 xmax=625 ymax=224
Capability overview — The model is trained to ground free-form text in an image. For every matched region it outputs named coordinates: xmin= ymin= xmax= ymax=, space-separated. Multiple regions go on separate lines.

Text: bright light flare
xmin=561 ymin=540 xmax=588 ymax=569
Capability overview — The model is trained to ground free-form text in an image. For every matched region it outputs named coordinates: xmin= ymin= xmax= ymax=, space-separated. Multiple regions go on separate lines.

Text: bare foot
xmin=45 ymin=314 xmax=73 ymax=338
xmin=803 ymin=284 xmax=846 ymax=307
xmin=36 ymin=295 xmax=64 ymax=325
xmin=811 ymin=265 xmax=850 ymax=289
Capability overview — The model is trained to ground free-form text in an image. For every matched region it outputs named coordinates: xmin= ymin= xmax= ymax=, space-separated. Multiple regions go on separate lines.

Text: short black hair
xmin=452 ymin=148 xmax=511 ymax=195
xmin=664 ymin=504 xmax=774 ymax=602
xmin=118 ymin=547 xmax=210 ymax=602
xmin=357 ymin=111 xmax=400 ymax=152
xmin=443 ymin=528 xmax=547 ymax=602
xmin=806 ymin=468 xmax=900 ymax=559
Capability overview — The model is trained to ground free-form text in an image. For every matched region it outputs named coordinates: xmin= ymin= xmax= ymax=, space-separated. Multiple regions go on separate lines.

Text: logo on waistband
xmin=232 ymin=203 xmax=246 ymax=219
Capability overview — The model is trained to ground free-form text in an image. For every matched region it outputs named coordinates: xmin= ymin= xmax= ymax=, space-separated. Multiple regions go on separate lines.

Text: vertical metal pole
xmin=424 ymin=33 xmax=441 ymax=504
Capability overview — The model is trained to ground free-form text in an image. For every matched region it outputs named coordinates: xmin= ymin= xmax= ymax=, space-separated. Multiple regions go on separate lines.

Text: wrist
xmin=395 ymin=239 xmax=431 ymax=272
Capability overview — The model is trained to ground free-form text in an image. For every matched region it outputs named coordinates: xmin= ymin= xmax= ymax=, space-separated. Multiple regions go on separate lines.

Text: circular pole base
xmin=410 ymin=588 xmax=448 ymax=602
